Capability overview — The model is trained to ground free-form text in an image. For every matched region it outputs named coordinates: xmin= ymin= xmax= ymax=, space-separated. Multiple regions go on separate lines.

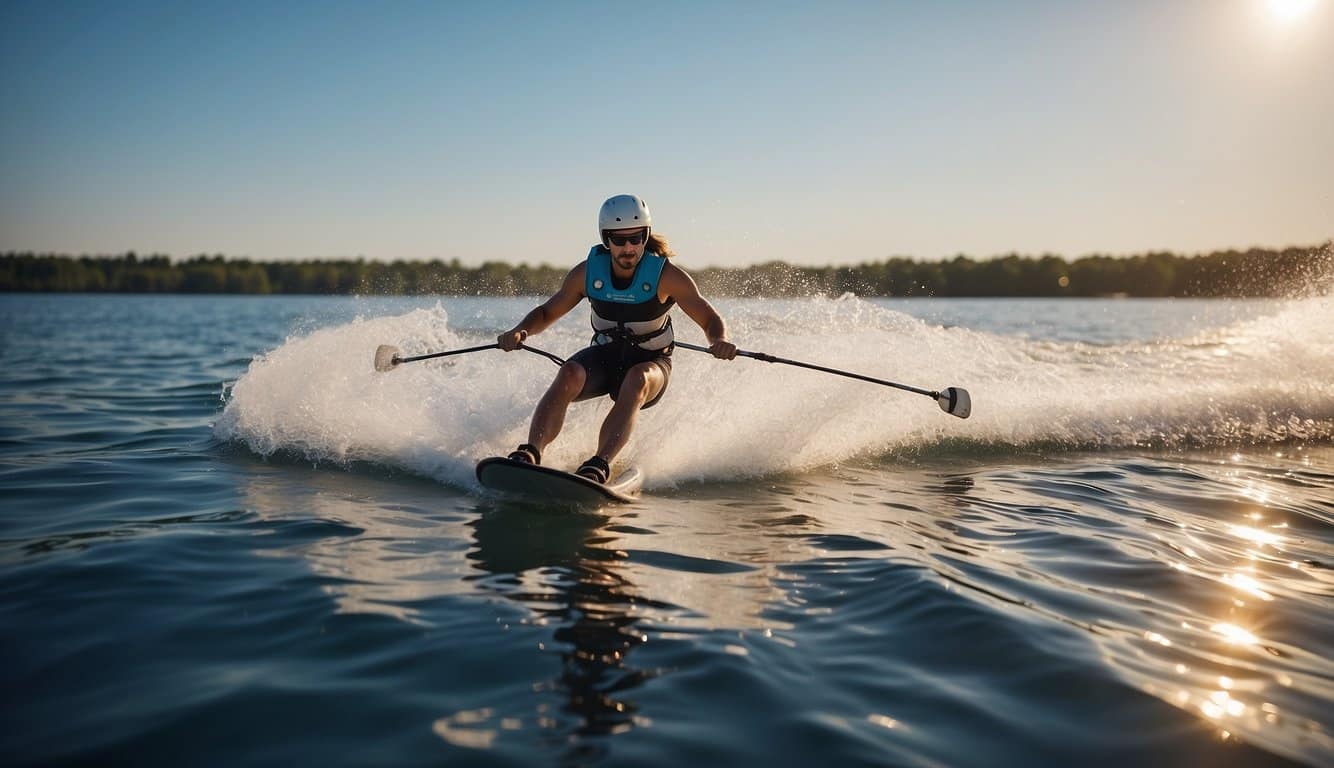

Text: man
xmin=497 ymin=194 xmax=737 ymax=483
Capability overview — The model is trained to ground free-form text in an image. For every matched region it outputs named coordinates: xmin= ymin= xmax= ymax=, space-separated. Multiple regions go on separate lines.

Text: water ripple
xmin=4 ymin=295 xmax=1332 ymax=767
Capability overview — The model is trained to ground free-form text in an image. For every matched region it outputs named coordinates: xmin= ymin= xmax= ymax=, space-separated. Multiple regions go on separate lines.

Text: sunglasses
xmin=605 ymin=230 xmax=647 ymax=247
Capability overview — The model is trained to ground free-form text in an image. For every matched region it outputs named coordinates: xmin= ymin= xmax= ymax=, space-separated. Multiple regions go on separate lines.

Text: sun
xmin=1268 ymin=0 xmax=1318 ymax=22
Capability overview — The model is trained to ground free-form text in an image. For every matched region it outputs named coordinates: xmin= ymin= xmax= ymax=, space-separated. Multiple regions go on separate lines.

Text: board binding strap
xmin=475 ymin=456 xmax=643 ymax=506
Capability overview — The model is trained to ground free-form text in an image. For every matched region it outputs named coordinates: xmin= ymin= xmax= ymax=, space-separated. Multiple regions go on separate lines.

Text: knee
xmin=618 ymin=366 xmax=653 ymax=404
xmin=552 ymin=362 xmax=586 ymax=398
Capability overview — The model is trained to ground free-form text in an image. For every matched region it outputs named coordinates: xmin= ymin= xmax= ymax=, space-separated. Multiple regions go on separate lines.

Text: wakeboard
xmin=475 ymin=456 xmax=643 ymax=505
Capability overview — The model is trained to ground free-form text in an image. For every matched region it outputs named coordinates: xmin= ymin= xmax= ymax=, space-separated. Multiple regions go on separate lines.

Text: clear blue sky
xmin=2 ymin=0 xmax=1330 ymax=267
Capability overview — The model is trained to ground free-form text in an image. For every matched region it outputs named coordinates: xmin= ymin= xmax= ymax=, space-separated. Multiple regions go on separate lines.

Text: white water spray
xmin=215 ymin=296 xmax=1334 ymax=488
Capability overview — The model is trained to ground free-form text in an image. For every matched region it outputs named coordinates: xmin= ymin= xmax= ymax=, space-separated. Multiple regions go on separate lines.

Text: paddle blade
xmin=374 ymin=344 xmax=401 ymax=372
xmin=937 ymin=387 xmax=971 ymax=419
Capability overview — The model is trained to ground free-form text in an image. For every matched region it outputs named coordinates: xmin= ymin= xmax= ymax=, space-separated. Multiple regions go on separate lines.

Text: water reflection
xmin=465 ymin=502 xmax=655 ymax=749
xmin=228 ymin=451 xmax=1333 ymax=764
xmin=234 ymin=461 xmax=662 ymax=756
xmin=446 ymin=479 xmax=930 ymax=756
xmin=235 ymin=463 xmax=479 ymax=620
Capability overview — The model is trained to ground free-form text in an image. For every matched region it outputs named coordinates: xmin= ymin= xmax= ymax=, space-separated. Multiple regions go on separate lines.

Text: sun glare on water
xmin=1268 ymin=0 xmax=1318 ymax=22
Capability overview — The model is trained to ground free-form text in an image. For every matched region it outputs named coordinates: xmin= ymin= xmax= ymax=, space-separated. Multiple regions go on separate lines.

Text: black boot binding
xmin=576 ymin=456 xmax=610 ymax=484
xmin=508 ymin=443 xmax=541 ymax=465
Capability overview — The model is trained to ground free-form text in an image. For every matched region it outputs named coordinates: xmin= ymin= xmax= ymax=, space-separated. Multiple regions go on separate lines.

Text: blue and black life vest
xmin=584 ymin=246 xmax=675 ymax=351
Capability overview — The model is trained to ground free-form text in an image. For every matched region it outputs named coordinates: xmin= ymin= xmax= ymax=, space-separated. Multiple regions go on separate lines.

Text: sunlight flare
xmin=1211 ymin=622 xmax=1261 ymax=646
xmin=1222 ymin=571 xmax=1274 ymax=600
xmin=1268 ymin=0 xmax=1318 ymax=22
xmin=1228 ymin=524 xmax=1284 ymax=548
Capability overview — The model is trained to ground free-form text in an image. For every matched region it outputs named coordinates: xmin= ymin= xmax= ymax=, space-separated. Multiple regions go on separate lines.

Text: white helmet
xmin=598 ymin=194 xmax=652 ymax=236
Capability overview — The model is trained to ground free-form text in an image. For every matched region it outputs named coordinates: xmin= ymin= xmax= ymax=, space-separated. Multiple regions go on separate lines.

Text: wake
xmin=215 ymin=296 xmax=1334 ymax=487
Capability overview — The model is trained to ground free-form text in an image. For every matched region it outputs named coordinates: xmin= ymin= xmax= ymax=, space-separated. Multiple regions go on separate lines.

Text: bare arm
xmin=497 ymin=264 xmax=586 ymax=350
xmin=661 ymin=263 xmax=737 ymax=359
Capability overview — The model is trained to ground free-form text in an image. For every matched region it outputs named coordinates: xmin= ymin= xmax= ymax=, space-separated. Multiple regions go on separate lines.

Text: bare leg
xmin=595 ymin=362 xmax=665 ymax=463
xmin=528 ymin=362 xmax=587 ymax=455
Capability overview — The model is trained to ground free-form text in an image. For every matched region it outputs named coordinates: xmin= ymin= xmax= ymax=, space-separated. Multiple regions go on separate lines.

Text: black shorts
xmin=569 ymin=343 xmax=673 ymax=409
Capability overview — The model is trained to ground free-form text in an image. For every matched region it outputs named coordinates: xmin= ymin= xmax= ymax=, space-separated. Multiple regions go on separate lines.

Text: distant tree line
xmin=1 ymin=244 xmax=1328 ymax=298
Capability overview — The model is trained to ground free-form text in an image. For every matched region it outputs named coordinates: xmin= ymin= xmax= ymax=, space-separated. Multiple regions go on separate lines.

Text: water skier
xmin=497 ymin=194 xmax=737 ymax=483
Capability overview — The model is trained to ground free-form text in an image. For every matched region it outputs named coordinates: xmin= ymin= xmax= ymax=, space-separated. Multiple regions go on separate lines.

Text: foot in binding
xmin=508 ymin=443 xmax=541 ymax=465
xmin=576 ymin=456 xmax=610 ymax=484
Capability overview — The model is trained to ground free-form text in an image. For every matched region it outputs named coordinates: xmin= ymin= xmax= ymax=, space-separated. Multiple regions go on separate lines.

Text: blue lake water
xmin=2 ymin=293 xmax=1332 ymax=766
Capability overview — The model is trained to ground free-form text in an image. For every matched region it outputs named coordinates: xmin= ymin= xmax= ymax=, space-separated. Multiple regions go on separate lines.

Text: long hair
xmin=646 ymin=232 xmax=675 ymax=259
